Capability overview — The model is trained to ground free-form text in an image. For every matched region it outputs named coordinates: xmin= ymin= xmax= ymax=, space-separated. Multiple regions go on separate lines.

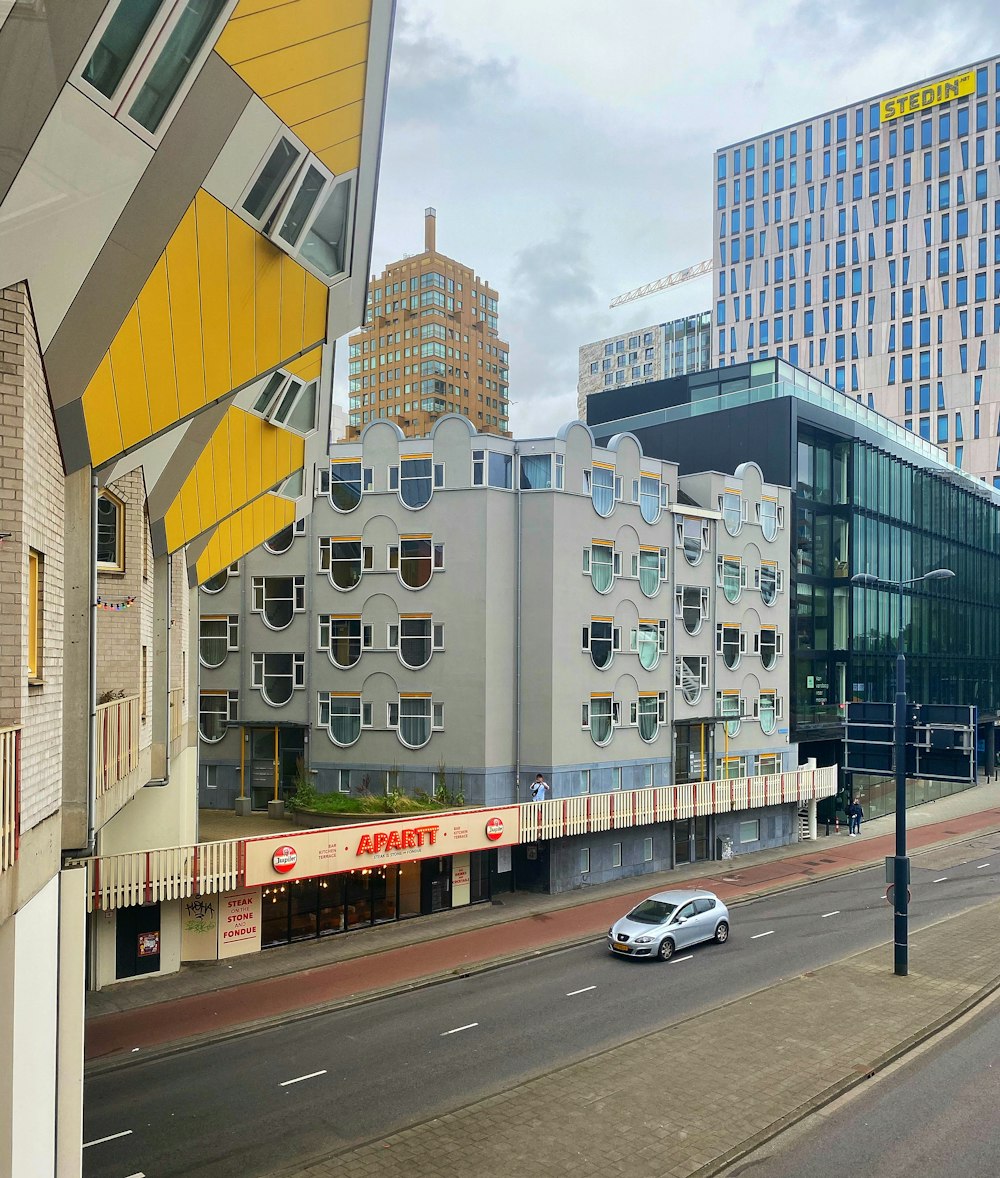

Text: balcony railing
xmin=83 ymin=765 xmax=836 ymax=912
xmin=1 ymin=726 xmax=20 ymax=874
xmin=96 ymin=695 xmax=141 ymax=797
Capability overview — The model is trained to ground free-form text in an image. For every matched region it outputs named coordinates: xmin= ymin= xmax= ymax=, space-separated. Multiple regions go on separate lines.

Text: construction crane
xmin=609 ymin=258 xmax=713 ymax=309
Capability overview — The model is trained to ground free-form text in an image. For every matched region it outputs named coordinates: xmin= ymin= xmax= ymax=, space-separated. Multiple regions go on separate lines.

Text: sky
xmin=335 ymin=0 xmax=998 ymax=438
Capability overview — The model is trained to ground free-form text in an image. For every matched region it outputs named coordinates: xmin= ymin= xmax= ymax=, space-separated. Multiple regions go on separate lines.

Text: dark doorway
xmin=116 ymin=903 xmax=161 ymax=978
xmin=248 ymin=727 xmax=306 ymax=810
xmin=421 ymin=857 xmax=452 ymax=913
xmin=512 ymin=841 xmax=549 ymax=892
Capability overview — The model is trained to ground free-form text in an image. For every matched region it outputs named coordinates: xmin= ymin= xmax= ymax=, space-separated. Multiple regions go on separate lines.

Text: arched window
xmin=390 ymin=616 xmax=443 ymax=669
xmin=758 ymin=562 xmax=781 ymax=605
xmin=721 ymin=490 xmax=744 ymax=536
xmin=718 ymin=691 xmax=742 ymax=738
xmin=390 ymin=538 xmax=444 ymax=590
xmin=199 ymin=615 xmax=238 ymax=668
xmin=718 ymin=555 xmax=743 ymax=604
xmin=757 ymin=627 xmax=781 ymax=669
xmin=589 ymin=465 xmax=616 ymax=516
xmin=321 ymin=539 xmax=372 ymax=590
xmin=676 ymin=586 xmax=708 ymax=635
xmin=199 ymin=691 xmax=236 ymax=742
xmin=264 ymin=524 xmax=295 ymax=555
xmin=584 ymin=543 xmax=616 ymax=593
xmin=632 ymin=621 xmax=663 ymax=670
xmin=584 ymin=696 xmax=614 ymax=745
xmin=389 ymin=695 xmax=441 ymax=749
xmin=251 ymin=576 xmax=304 ymax=629
xmin=716 ymin=623 xmax=743 ymax=670
xmin=583 ymin=619 xmax=618 ymax=670
xmin=96 ymin=491 xmax=124 ymax=570
xmin=633 ymin=547 xmax=666 ymax=598
xmin=758 ymin=691 xmax=778 ymax=735
xmin=757 ymin=498 xmax=782 ymax=542
xmin=251 ymin=653 xmax=304 ymax=706
xmin=677 ymin=516 xmax=709 ymax=566
xmin=391 ymin=457 xmax=443 ymax=509
xmin=324 ymin=616 xmax=363 ymax=669
xmin=638 ymin=475 xmax=664 ymax=524
xmin=329 ymin=460 xmax=363 ymax=512
xmin=634 ymin=694 xmax=663 ymax=742
xmin=319 ymin=693 xmax=367 ymax=747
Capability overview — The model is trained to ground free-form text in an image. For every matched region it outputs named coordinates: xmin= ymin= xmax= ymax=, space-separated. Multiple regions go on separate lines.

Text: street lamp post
xmin=851 ymin=567 xmax=955 ymax=977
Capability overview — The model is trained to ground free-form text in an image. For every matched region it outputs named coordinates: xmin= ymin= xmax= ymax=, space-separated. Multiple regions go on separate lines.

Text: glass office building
xmin=588 ymin=358 xmax=1000 ymax=817
xmin=712 ymin=55 xmax=1000 ymax=484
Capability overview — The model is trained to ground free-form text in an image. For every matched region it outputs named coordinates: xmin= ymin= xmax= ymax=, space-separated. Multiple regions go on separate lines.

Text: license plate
xmin=612 ymin=943 xmax=630 ymax=953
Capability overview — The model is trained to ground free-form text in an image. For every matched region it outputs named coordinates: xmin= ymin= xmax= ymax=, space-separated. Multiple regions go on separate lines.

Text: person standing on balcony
xmin=530 ymin=774 xmax=550 ymax=802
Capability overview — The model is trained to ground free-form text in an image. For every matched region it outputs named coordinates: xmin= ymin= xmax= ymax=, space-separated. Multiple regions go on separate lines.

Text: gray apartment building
xmin=577 ymin=312 xmax=712 ymax=418
xmin=199 ymin=416 xmax=806 ymax=903
xmin=713 ymin=55 xmax=1000 ymax=484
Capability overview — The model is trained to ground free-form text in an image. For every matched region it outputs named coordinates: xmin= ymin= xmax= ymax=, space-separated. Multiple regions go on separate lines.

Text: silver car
xmin=607 ymin=889 xmax=730 ymax=961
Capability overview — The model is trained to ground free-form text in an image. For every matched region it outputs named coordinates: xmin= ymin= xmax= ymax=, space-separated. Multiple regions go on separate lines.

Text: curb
xmin=694 ymin=969 xmax=1000 ymax=1178
xmin=84 ymin=822 xmax=1000 ymax=1076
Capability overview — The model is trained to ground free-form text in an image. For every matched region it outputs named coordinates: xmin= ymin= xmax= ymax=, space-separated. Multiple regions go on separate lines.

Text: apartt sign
xmin=880 ymin=71 xmax=975 ymax=122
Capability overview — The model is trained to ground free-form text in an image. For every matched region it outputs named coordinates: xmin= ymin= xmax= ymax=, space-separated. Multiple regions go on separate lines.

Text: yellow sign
xmin=880 ymin=71 xmax=975 ymax=122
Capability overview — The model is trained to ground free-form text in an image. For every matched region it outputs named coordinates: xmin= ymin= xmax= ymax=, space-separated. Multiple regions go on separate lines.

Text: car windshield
xmin=627 ymin=899 xmax=676 ymax=924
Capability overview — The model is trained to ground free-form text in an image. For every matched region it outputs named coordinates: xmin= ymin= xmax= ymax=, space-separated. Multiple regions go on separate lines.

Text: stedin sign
xmin=243 ymin=806 xmax=521 ymax=886
xmin=880 ymin=70 xmax=975 ymax=121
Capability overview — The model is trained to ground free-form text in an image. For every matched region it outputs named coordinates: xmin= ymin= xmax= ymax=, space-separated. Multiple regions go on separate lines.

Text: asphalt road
xmin=724 ymin=989 xmax=1000 ymax=1178
xmin=83 ymin=836 xmax=1000 ymax=1178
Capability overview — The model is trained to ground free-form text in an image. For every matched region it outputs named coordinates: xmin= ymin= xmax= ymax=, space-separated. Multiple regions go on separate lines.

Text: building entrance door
xmin=420 ymin=857 xmax=451 ymax=914
xmin=248 ymin=727 xmax=305 ymax=809
xmin=674 ymin=817 xmax=713 ymax=866
xmin=694 ymin=816 xmax=711 ymax=861
xmin=116 ymin=902 xmax=161 ymax=979
xmin=674 ymin=820 xmax=692 ymax=866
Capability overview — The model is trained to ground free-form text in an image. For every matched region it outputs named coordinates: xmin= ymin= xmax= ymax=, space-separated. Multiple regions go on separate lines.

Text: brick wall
xmin=0 ymin=283 xmax=64 ymax=832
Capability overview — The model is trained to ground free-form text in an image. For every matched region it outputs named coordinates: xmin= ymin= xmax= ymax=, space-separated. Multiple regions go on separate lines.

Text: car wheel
xmin=714 ymin=921 xmax=729 ymax=944
xmin=657 ymin=937 xmax=675 ymax=961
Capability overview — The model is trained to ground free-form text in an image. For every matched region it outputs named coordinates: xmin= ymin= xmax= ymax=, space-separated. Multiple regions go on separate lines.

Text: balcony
xmin=95 ymin=694 xmax=143 ymax=829
xmin=1 ymin=726 xmax=19 ymax=874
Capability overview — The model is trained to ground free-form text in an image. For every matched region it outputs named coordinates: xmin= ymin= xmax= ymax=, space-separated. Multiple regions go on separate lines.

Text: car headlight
xmin=635 ymin=936 xmax=652 ymax=944
xmin=608 ymin=927 xmax=614 ymax=936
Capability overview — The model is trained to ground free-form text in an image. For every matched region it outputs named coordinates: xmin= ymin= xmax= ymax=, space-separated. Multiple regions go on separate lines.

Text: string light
xmin=96 ymin=596 xmax=136 ymax=612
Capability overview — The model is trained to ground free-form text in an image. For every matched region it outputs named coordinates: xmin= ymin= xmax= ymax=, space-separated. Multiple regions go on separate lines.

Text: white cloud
xmin=337 ymin=0 xmax=997 ymax=437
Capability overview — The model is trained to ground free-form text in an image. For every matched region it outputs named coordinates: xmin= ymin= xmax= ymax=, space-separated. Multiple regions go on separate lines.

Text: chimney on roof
xmin=424 ymin=206 xmax=436 ymax=252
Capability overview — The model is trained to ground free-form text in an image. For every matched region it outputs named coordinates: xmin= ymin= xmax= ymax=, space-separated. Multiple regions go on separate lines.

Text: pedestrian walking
xmin=530 ymin=774 xmax=550 ymax=802
xmin=848 ymin=798 xmax=864 ymax=836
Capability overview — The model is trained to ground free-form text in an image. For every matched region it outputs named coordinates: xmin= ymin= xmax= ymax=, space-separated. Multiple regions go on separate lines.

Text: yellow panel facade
xmin=163 ymin=407 xmax=304 ymax=552
xmin=80 ymin=190 xmax=328 ymax=470
xmin=267 ymin=63 xmax=367 ymax=130
xmin=285 ymin=345 xmax=323 ymax=382
xmin=195 ymin=493 xmax=296 ymax=584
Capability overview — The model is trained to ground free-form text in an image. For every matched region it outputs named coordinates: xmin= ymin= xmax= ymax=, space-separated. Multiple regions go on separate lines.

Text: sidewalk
xmin=85 ymin=777 xmax=1000 ymax=1064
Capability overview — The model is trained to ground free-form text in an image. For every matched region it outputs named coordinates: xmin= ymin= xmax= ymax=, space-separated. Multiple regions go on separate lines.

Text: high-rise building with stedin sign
xmin=713 ymin=54 xmax=1000 ymax=484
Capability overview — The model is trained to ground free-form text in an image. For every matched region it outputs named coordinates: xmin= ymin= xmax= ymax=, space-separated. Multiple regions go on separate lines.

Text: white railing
xmin=519 ymin=765 xmax=837 ymax=842
xmin=1 ymin=726 xmax=19 ymax=874
xmin=87 ymin=839 xmax=243 ymax=912
xmin=83 ymin=765 xmax=837 ymax=911
xmin=96 ymin=694 xmax=141 ymax=797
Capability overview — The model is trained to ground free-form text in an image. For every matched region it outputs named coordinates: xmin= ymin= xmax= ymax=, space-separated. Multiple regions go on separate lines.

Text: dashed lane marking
xmin=933 ymin=877 xmax=949 ymax=883
xmin=671 ymin=955 xmax=694 ymax=963
xmin=821 ymin=911 xmax=840 ymax=918
xmin=751 ymin=930 xmax=775 ymax=939
xmin=83 ymin=1130 xmax=132 ymax=1149
xmin=280 ymin=1070 xmax=327 ymax=1087
xmin=441 ymin=1022 xmax=479 ymax=1036
xmin=566 ymin=986 xmax=597 ymax=996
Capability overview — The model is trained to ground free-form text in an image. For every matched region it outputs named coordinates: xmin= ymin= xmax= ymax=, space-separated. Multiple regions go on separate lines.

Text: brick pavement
xmin=266 ymin=899 xmax=1000 ymax=1178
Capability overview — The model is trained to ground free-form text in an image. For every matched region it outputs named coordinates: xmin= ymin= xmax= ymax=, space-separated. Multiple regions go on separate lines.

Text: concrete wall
xmin=548 ymin=825 xmax=674 ymax=893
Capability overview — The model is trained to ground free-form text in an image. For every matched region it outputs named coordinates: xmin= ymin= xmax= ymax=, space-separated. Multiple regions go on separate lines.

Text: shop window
xmin=583 ymin=543 xmax=620 ymax=593
xmin=388 ymin=616 xmax=444 ymax=669
xmin=251 ymin=652 xmax=305 ymax=707
xmin=757 ymin=497 xmax=783 ymax=541
xmin=318 ymin=615 xmax=372 ymax=669
xmin=675 ymin=586 xmax=709 ymax=635
xmin=320 ymin=538 xmax=373 ymax=590
xmin=631 ymin=546 xmax=668 ymax=597
xmin=675 ymin=656 xmax=708 ymax=705
xmin=717 ymin=555 xmax=744 ymax=603
xmin=251 ymin=575 xmax=304 ymax=630
xmin=630 ymin=620 xmax=666 ymax=670
xmin=199 ymin=614 xmax=238 ymax=668
xmin=96 ymin=491 xmax=124 ymax=570
xmin=199 ymin=691 xmax=237 ymax=743
xmin=581 ymin=619 xmax=621 ymax=670
xmin=755 ymin=627 xmax=783 ymax=669
xmin=716 ymin=623 xmax=745 ymax=670
xmin=318 ymin=693 xmax=371 ymax=747
xmin=389 ymin=456 xmax=444 ymax=509
xmin=388 ymin=537 xmax=444 ymax=589
xmin=75 ymin=0 xmax=235 ymax=146
xmin=717 ymin=691 xmax=744 ymax=738
xmin=676 ymin=516 xmax=710 ymax=565
xmin=721 ymin=490 xmax=746 ymax=536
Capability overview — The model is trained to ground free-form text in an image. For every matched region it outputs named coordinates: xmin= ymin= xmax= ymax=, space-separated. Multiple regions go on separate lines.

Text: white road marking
xmin=566 ymin=985 xmax=597 ymax=996
xmin=751 ymin=930 xmax=775 ymax=940
xmin=124 ymin=1172 xmax=146 ymax=1177
xmin=671 ymin=955 xmax=694 ymax=963
xmin=977 ymin=863 xmax=991 ymax=869
xmin=279 ymin=1070 xmax=327 ymax=1087
xmin=933 ymin=876 xmax=948 ymax=883
xmin=821 ymin=911 xmax=840 ymax=918
xmin=441 ymin=1022 xmax=479 ymax=1036
xmin=83 ymin=1130 xmax=133 ymax=1149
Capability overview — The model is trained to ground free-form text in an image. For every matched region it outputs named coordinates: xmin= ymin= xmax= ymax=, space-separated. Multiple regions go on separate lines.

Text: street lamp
xmin=851 ymin=567 xmax=956 ymax=976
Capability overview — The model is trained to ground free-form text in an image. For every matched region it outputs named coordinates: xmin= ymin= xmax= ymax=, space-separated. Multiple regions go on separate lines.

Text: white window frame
xmin=199 ymin=690 xmax=237 ymax=743
xmin=675 ymin=585 xmax=710 ymax=635
xmin=715 ymin=623 xmax=746 ymax=670
xmin=266 ymin=156 xmax=358 ymax=286
xmin=717 ymin=554 xmax=746 ymax=604
xmin=756 ymin=497 xmax=784 ymax=542
xmin=754 ymin=627 xmax=784 ymax=668
xmin=320 ymin=538 xmax=373 ymax=589
xmin=755 ymin=561 xmax=785 ymax=604
xmin=612 ymin=842 xmax=623 ymax=868
xmin=675 ymin=655 xmax=709 ymax=705
xmin=199 ymin=614 xmax=239 ymax=668
xmin=676 ymin=516 xmax=710 ymax=565
xmin=73 ymin=0 xmax=238 ymax=148
xmin=237 ymin=127 xmax=308 ymax=232
xmin=96 ymin=490 xmax=125 ymax=571
xmin=720 ymin=490 xmax=748 ymax=536
xmin=251 ymin=575 xmax=305 ymax=631
xmin=318 ymin=614 xmax=372 ymax=669
xmin=643 ymin=837 xmax=653 ymax=863
xmin=739 ymin=819 xmax=761 ymax=843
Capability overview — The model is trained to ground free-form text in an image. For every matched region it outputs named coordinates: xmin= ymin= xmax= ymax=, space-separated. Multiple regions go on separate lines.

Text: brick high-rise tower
xmin=347 ymin=208 xmax=510 ymax=437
